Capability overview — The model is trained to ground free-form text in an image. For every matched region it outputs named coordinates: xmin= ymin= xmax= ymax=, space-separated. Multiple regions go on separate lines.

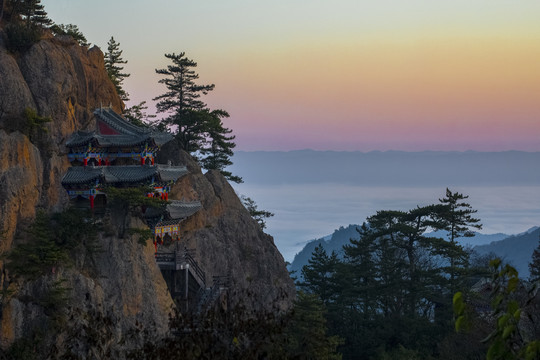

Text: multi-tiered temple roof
xmin=61 ymin=164 xmax=188 ymax=186
xmin=66 ymin=107 xmax=173 ymax=166
xmin=67 ymin=108 xmax=172 ymax=147
xmin=61 ymin=107 xmax=189 ymax=207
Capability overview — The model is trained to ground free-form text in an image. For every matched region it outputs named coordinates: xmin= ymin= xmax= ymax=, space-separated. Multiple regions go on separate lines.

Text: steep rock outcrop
xmin=1 ymin=219 xmax=174 ymax=354
xmin=0 ymin=32 xmax=121 ymax=141
xmin=0 ymin=32 xmax=172 ymax=353
xmin=160 ymin=144 xmax=295 ymax=311
xmin=17 ymin=37 xmax=121 ymax=144
xmin=0 ymin=29 xmax=122 ymax=247
xmin=0 ymin=130 xmax=42 ymax=254
xmin=0 ymin=28 xmax=294 ymax=354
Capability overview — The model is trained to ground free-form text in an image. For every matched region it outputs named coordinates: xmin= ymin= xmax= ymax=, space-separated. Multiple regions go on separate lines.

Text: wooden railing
xmin=154 ymin=246 xmax=232 ymax=314
xmin=155 ymin=246 xmax=206 ymax=288
xmin=177 ymin=248 xmax=206 ymax=287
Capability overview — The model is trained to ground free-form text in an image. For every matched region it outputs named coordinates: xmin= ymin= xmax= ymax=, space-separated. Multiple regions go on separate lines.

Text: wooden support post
xmin=89 ymin=195 xmax=95 ymax=210
xmin=151 ymin=157 xmax=155 ymax=166
xmin=83 ymin=158 xmax=88 ymax=167
xmin=140 ymin=157 xmax=145 ymax=166
xmin=98 ymin=158 xmax=102 ymax=166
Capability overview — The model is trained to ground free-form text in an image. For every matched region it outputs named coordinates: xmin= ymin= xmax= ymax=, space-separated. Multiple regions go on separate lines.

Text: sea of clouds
xmin=229 ymin=151 xmax=540 ymax=261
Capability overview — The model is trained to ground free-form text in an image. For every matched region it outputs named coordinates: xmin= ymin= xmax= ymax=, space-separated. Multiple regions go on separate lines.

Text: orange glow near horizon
xmin=193 ymin=35 xmax=540 ymax=150
xmin=42 ymin=0 xmax=540 ymax=151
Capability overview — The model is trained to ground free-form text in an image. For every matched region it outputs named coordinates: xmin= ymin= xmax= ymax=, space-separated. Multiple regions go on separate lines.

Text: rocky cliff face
xmin=159 ymin=145 xmax=295 ymax=311
xmin=1 ymin=216 xmax=175 ymax=356
xmin=0 ymin=29 xmax=293 ymax=355
xmin=0 ymin=30 xmax=122 ymax=254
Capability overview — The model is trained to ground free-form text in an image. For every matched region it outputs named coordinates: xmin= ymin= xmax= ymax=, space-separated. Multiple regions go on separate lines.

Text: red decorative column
xmin=98 ymin=158 xmax=102 ymax=166
xmin=141 ymin=157 xmax=145 ymax=166
xmin=151 ymin=157 xmax=155 ymax=165
xmin=83 ymin=158 xmax=88 ymax=167
xmin=89 ymin=195 xmax=95 ymax=210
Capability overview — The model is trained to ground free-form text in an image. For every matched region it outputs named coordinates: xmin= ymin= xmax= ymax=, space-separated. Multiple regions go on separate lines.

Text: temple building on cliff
xmin=62 ymin=107 xmax=184 ymax=208
xmin=61 ymin=107 xmax=201 ymax=237
xmin=65 ymin=107 xmax=172 ymax=167
xmin=60 ymin=107 xmax=225 ymax=311
xmin=145 ymin=200 xmax=202 ymax=247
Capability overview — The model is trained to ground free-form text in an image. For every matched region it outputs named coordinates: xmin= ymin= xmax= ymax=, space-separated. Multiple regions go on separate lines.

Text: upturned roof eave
xmin=65 ymin=108 xmax=174 ymax=148
xmin=61 ymin=165 xmax=188 ymax=186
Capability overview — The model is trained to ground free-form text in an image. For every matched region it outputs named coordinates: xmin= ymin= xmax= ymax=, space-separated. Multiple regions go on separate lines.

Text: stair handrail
xmin=176 ymin=246 xmax=206 ymax=287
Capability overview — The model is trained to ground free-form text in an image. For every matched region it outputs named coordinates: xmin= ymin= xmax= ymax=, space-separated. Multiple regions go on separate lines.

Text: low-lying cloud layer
xmin=231 ymin=151 xmax=540 ymax=261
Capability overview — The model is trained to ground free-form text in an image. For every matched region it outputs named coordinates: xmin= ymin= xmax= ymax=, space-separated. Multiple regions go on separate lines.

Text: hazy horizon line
xmin=234 ymin=149 xmax=540 ymax=154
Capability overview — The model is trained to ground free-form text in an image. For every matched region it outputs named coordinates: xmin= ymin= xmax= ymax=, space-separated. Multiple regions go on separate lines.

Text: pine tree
xmin=153 ymin=53 xmax=214 ymax=153
xmin=240 ymin=195 xmax=273 ymax=229
xmin=435 ymin=188 xmax=482 ymax=293
xmin=154 ymin=52 xmax=241 ymax=181
xmin=50 ymin=24 xmax=88 ymax=46
xmin=25 ymin=0 xmax=49 ymax=27
xmin=168 ymin=108 xmax=209 ymax=153
xmin=529 ymin=238 xmax=540 ymax=282
xmin=123 ymin=101 xmax=155 ymax=128
xmin=364 ymin=208 xmax=437 ymax=317
xmin=10 ymin=0 xmax=51 ymax=27
xmin=300 ymin=245 xmax=340 ymax=306
xmin=342 ymin=224 xmax=377 ymax=317
xmin=154 ymin=52 xmax=214 ymax=114
xmin=437 ymin=188 xmax=482 ymax=243
xmin=104 ymin=36 xmax=130 ymax=101
xmin=201 ymin=109 xmax=242 ymax=183
xmin=283 ymin=292 xmax=343 ymax=360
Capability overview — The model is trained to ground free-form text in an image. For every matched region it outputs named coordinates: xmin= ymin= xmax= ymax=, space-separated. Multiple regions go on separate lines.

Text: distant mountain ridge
xmin=231 ymin=150 xmax=540 ymax=186
xmin=289 ymin=224 xmax=539 ymax=279
xmin=474 ymin=227 xmax=540 ymax=278
xmin=289 ymin=225 xmax=360 ymax=276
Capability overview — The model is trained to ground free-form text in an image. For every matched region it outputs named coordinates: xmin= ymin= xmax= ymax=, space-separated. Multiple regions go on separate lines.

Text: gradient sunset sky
xmin=42 ymin=0 xmax=540 ymax=151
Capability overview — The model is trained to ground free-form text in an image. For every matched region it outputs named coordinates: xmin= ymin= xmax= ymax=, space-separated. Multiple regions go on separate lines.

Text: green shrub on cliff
xmin=21 ymin=107 xmax=51 ymax=142
xmin=5 ymin=209 xmax=98 ymax=280
xmin=5 ymin=22 xmax=40 ymax=52
xmin=6 ymin=211 xmax=69 ymax=280
xmin=3 ymin=0 xmax=53 ymax=52
xmin=454 ymin=260 xmax=540 ymax=360
xmin=50 ymin=23 xmax=88 ymax=46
